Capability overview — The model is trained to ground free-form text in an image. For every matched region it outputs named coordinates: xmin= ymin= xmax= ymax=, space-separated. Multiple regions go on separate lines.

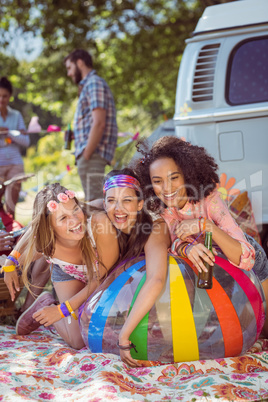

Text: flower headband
xmin=47 ymin=190 xmax=76 ymax=212
xmin=103 ymin=175 xmax=141 ymax=194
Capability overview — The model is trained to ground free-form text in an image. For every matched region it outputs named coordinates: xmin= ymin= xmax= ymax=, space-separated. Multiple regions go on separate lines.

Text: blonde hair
xmin=21 ymin=183 xmax=97 ymax=294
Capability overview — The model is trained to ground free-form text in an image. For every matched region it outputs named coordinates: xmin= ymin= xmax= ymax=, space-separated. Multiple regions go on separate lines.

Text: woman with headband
xmin=102 ymin=168 xmax=171 ymax=367
xmin=3 ymin=183 xmax=119 ymax=349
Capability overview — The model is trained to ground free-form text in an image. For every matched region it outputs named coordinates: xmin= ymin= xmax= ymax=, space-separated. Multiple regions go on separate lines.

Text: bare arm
xmin=4 ymin=228 xmax=42 ymax=300
xmin=82 ymin=108 xmax=106 ymax=160
xmin=118 ymin=221 xmax=170 ymax=367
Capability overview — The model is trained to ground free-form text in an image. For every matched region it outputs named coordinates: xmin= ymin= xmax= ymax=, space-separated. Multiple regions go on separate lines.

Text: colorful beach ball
xmin=79 ymin=254 xmax=266 ymax=363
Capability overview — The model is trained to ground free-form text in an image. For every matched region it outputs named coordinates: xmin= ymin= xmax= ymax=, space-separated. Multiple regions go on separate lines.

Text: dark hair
xmin=0 ymin=77 xmax=12 ymax=95
xmin=133 ymin=136 xmax=219 ymax=212
xmin=64 ymin=49 xmax=93 ymax=68
xmin=103 ymin=167 xmax=153 ymax=266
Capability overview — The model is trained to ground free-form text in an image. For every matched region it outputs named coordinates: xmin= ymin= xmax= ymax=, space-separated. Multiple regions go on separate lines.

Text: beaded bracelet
xmin=1 ymin=265 xmax=16 ymax=273
xmin=10 ymin=250 xmax=21 ymax=259
xmin=57 ymin=304 xmax=65 ymax=318
xmin=7 ymin=255 xmax=19 ymax=266
xmin=203 ymin=217 xmax=207 ymax=232
xmin=65 ymin=300 xmax=78 ymax=320
xmin=198 ymin=216 xmax=202 ymax=233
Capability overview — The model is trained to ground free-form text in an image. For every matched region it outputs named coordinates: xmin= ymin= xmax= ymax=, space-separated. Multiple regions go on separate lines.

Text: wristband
xmin=198 ymin=216 xmax=202 ymax=233
xmin=57 ymin=304 xmax=65 ymax=318
xmin=7 ymin=255 xmax=19 ymax=266
xmin=60 ymin=302 xmax=70 ymax=317
xmin=1 ymin=265 xmax=16 ymax=273
xmin=203 ymin=217 xmax=207 ymax=232
xmin=10 ymin=250 xmax=21 ymax=259
xmin=65 ymin=300 xmax=78 ymax=320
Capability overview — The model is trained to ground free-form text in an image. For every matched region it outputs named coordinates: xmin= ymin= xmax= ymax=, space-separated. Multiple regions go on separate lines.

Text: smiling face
xmin=50 ymin=199 xmax=85 ymax=243
xmin=104 ymin=187 xmax=144 ymax=234
xmin=149 ymin=157 xmax=188 ymax=209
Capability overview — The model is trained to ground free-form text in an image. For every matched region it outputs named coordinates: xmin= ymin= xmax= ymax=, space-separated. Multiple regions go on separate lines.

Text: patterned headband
xmin=103 ymin=175 xmax=141 ymax=194
xmin=47 ymin=190 xmax=76 ymax=213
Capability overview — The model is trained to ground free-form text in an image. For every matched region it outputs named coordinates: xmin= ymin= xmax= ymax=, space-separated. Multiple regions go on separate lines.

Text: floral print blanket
xmin=0 ymin=325 xmax=268 ymax=402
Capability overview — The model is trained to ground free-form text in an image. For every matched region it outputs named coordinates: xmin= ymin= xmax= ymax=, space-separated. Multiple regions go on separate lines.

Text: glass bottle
xmin=64 ymin=123 xmax=72 ymax=150
xmin=197 ymin=231 xmax=214 ymax=289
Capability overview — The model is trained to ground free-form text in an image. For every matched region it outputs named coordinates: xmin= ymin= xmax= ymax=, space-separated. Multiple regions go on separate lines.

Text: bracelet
xmin=65 ymin=300 xmax=78 ymax=320
xmin=171 ymin=238 xmax=181 ymax=255
xmin=10 ymin=250 xmax=21 ymax=259
xmin=1 ymin=265 xmax=16 ymax=273
xmin=180 ymin=244 xmax=188 ymax=258
xmin=57 ymin=304 xmax=65 ymax=318
xmin=60 ymin=302 xmax=70 ymax=317
xmin=117 ymin=341 xmax=138 ymax=353
xmin=198 ymin=216 xmax=202 ymax=233
xmin=7 ymin=255 xmax=19 ymax=266
xmin=203 ymin=217 xmax=207 ymax=232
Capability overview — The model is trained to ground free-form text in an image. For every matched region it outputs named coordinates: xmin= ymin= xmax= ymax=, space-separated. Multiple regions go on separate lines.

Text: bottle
xmin=64 ymin=123 xmax=72 ymax=150
xmin=197 ymin=231 xmax=214 ymax=289
xmin=0 ymin=217 xmax=6 ymax=231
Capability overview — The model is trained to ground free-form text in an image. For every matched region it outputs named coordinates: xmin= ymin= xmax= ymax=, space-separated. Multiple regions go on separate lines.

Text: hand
xmin=0 ymin=231 xmax=15 ymax=251
xmin=118 ymin=335 xmax=142 ymax=367
xmin=82 ymin=147 xmax=91 ymax=160
xmin=4 ymin=270 xmax=20 ymax=301
xmin=32 ymin=304 xmax=61 ymax=327
xmin=175 ymin=219 xmax=200 ymax=240
xmin=186 ymin=243 xmax=217 ymax=273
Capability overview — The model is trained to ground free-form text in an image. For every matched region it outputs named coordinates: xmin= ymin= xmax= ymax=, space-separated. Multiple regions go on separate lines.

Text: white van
xmin=173 ymin=0 xmax=268 ymax=250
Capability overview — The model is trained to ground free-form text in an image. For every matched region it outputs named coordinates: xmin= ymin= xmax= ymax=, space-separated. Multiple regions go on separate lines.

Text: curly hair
xmin=133 ymin=136 xmax=219 ymax=212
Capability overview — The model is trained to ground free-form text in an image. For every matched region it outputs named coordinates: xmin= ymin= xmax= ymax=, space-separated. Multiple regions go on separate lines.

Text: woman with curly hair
xmin=133 ymin=136 xmax=268 ymax=336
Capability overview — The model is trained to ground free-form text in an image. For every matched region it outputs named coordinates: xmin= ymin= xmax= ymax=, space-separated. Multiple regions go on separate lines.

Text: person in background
xmin=0 ymin=77 xmax=30 ymax=218
xmin=64 ymin=49 xmax=118 ymax=201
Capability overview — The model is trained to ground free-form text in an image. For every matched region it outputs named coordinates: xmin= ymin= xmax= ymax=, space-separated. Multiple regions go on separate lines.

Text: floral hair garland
xmin=47 ymin=190 xmax=76 ymax=213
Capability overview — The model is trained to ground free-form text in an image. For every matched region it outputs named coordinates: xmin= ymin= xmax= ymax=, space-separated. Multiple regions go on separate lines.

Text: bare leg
xmin=261 ymin=278 xmax=268 ymax=338
xmin=52 ymin=280 xmax=86 ymax=350
xmin=21 ymin=258 xmax=51 ymax=313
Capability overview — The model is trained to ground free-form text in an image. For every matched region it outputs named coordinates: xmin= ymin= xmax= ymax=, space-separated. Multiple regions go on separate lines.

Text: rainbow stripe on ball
xmin=79 ymin=255 xmax=265 ymax=363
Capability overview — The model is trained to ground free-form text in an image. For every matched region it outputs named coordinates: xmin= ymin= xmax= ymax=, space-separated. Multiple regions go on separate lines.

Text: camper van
xmin=174 ymin=0 xmax=268 ymax=250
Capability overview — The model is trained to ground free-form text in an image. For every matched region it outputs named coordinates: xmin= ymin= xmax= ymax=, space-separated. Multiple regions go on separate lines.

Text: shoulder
xmin=90 ymin=212 xmax=117 ymax=235
xmin=7 ymin=106 xmax=21 ymax=117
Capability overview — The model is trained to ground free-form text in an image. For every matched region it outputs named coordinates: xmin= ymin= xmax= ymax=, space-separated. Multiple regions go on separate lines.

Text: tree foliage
xmin=0 ymin=0 xmax=237 ymax=131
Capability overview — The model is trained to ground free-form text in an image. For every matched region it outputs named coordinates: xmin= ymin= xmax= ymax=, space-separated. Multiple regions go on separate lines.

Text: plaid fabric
xmin=0 ymin=106 xmax=29 ymax=166
xmin=73 ymin=70 xmax=117 ymax=163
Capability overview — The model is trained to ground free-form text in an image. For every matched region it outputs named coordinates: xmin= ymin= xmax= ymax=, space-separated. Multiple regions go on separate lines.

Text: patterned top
xmin=0 ymin=106 xmax=29 ymax=166
xmin=47 ymin=218 xmax=99 ymax=283
xmin=161 ymin=190 xmax=255 ymax=271
xmin=73 ymin=70 xmax=117 ymax=163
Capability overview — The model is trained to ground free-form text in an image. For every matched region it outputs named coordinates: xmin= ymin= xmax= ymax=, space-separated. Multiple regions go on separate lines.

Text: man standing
xmin=64 ymin=49 xmax=117 ymax=200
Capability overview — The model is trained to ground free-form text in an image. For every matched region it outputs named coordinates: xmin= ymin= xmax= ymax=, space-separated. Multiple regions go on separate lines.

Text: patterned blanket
xmin=0 ymin=325 xmax=268 ymax=402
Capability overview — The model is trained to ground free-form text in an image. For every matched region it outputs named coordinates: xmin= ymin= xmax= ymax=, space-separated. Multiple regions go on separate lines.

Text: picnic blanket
xmin=0 ymin=325 xmax=268 ymax=401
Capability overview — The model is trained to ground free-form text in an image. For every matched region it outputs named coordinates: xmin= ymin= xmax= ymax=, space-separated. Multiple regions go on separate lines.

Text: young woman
xmin=134 ymin=136 xmax=268 ymax=337
xmin=102 ymin=168 xmax=170 ymax=367
xmin=3 ymin=183 xmax=119 ymax=349
xmin=0 ymin=76 xmax=30 ymax=217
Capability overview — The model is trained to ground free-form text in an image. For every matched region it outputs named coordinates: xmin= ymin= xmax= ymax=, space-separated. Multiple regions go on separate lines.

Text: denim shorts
xmin=245 ymin=234 xmax=268 ymax=283
xmin=50 ymin=263 xmax=74 ymax=283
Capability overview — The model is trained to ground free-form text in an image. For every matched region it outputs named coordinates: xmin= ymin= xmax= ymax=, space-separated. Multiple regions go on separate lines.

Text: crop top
xmin=46 ymin=217 xmax=99 ymax=283
xmin=160 ymin=190 xmax=255 ymax=271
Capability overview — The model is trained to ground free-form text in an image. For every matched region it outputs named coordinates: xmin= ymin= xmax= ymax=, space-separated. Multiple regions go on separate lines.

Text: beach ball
xmin=79 ymin=254 xmax=266 ymax=363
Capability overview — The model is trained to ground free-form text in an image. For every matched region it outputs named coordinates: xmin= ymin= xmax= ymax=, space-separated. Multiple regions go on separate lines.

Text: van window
xmin=226 ymin=36 xmax=268 ymax=105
